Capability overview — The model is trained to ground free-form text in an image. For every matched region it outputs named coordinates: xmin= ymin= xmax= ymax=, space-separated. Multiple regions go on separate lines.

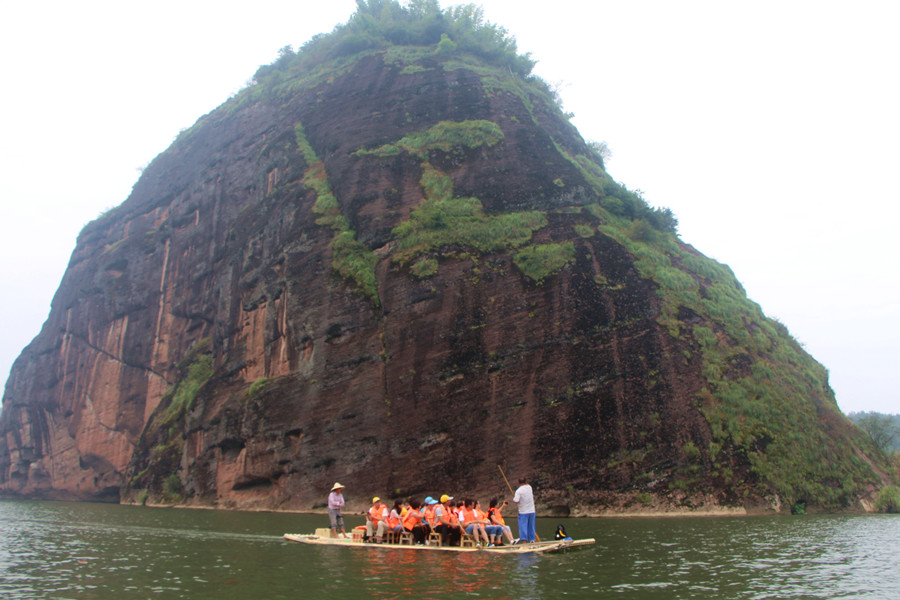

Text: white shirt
xmin=513 ymin=483 xmax=535 ymax=514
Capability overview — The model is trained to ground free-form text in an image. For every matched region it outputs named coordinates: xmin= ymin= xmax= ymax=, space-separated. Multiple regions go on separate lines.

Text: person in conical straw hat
xmin=327 ymin=482 xmax=347 ymax=538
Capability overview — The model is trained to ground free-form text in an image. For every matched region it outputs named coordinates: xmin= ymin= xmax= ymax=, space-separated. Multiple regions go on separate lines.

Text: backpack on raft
xmin=554 ymin=524 xmax=572 ymax=540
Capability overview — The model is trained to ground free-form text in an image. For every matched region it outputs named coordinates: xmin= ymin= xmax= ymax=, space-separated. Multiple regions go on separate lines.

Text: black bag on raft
xmin=555 ymin=524 xmax=571 ymax=540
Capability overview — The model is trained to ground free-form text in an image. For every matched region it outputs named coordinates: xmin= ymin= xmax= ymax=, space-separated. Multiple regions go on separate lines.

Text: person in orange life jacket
xmin=452 ymin=499 xmax=464 ymax=525
xmin=422 ymin=496 xmax=440 ymax=533
xmin=447 ymin=499 xmax=459 ymax=524
xmin=459 ymin=498 xmax=491 ymax=546
xmin=387 ymin=500 xmax=405 ymax=535
xmin=474 ymin=499 xmax=501 ymax=546
xmin=453 ymin=500 xmax=467 ymax=534
xmin=402 ymin=499 xmax=429 ymax=544
xmin=365 ymin=497 xmax=389 ymax=542
xmin=423 ymin=497 xmax=439 ymax=529
xmin=475 ymin=499 xmax=504 ymax=546
xmin=433 ymin=494 xmax=462 ymax=546
xmin=488 ymin=497 xmax=515 ymax=545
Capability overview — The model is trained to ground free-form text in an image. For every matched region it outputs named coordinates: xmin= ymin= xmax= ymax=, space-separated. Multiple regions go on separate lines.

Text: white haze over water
xmin=1 ymin=0 xmax=897 ymax=414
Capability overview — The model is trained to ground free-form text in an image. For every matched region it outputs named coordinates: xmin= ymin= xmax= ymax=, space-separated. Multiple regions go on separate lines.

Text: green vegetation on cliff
xmin=584 ymin=200 xmax=881 ymax=508
xmin=296 ymin=122 xmax=380 ymax=304
xmin=560 ymin=144 xmax=677 ymax=233
xmin=160 ymin=354 xmax=213 ymax=427
xmin=129 ymin=347 xmax=213 ymax=504
xmin=876 ymin=485 xmax=900 ymax=513
xmin=355 ymin=119 xmax=504 ymax=160
xmin=254 ymin=0 xmax=535 ymax=86
xmin=514 ymin=242 xmax=576 ymax=283
xmin=241 ymin=1 xmax=675 ymax=235
xmin=357 ymin=121 xmax=548 ymax=268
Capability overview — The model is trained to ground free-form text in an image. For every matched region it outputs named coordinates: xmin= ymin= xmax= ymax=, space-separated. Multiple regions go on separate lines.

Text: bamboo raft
xmin=284 ymin=529 xmax=595 ymax=554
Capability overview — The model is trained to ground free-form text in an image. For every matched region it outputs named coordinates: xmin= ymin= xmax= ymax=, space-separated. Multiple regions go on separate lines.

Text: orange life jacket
xmin=369 ymin=505 xmax=385 ymax=522
xmin=437 ymin=504 xmax=458 ymax=527
xmin=489 ymin=507 xmax=505 ymax=526
xmin=387 ymin=509 xmax=401 ymax=529
xmin=424 ymin=504 xmax=436 ymax=526
xmin=460 ymin=507 xmax=479 ymax=525
xmin=403 ymin=509 xmax=423 ymax=531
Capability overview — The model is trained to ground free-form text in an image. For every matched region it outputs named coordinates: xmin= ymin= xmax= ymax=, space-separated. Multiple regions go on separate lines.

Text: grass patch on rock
xmin=513 ymin=242 xmax=575 ymax=283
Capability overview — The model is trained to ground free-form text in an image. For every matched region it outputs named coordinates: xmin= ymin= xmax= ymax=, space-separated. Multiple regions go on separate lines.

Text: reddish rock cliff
xmin=0 ymin=18 xmax=886 ymax=513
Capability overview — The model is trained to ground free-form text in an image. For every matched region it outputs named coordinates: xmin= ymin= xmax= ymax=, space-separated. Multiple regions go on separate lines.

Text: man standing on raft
xmin=327 ymin=482 xmax=348 ymax=538
xmin=513 ymin=476 xmax=536 ymax=543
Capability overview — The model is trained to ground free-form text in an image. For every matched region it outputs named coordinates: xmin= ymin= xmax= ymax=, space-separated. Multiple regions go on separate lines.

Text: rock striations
xmin=0 ymin=4 xmax=890 ymax=513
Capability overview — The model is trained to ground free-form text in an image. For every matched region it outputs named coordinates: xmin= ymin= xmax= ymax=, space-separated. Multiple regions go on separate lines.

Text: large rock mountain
xmin=0 ymin=4 xmax=889 ymax=513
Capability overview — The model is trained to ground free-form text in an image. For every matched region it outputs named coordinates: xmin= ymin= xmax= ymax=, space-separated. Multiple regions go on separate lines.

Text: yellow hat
xmin=440 ymin=494 xmax=453 ymax=503
xmin=372 ymin=496 xmax=380 ymax=503
xmin=331 ymin=482 xmax=345 ymax=491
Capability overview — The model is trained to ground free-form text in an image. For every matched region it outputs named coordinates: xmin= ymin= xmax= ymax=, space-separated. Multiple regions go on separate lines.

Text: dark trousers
xmin=410 ymin=524 xmax=429 ymax=544
xmin=435 ymin=524 xmax=461 ymax=546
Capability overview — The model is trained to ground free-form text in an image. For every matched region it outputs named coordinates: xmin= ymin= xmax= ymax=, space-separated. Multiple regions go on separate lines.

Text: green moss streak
xmin=161 ymin=354 xmax=213 ymax=426
xmin=295 ymin=122 xmax=379 ymax=305
xmin=355 ymin=119 xmax=504 ymax=161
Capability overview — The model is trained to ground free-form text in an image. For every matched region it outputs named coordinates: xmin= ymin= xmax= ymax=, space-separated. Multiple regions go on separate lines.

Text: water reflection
xmin=354 ymin=545 xmax=518 ymax=599
xmin=511 ymin=553 xmax=541 ymax=599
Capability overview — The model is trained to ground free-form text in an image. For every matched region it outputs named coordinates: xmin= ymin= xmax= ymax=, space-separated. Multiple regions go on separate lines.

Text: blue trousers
xmin=517 ymin=512 xmax=536 ymax=542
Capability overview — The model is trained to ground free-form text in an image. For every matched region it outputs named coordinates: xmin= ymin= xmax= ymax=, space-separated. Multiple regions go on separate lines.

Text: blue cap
xmin=424 ymin=496 xmax=434 ymax=504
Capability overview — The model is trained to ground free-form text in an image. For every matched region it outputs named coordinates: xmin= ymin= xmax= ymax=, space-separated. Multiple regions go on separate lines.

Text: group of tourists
xmin=326 ymin=477 xmax=537 ymax=547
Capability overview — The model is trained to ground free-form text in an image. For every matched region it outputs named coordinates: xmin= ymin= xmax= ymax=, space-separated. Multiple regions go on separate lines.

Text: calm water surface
xmin=0 ymin=500 xmax=897 ymax=599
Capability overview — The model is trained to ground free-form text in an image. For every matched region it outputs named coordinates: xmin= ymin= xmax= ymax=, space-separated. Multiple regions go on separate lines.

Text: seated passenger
xmin=488 ymin=497 xmax=516 ymax=545
xmin=459 ymin=498 xmax=491 ymax=546
xmin=387 ymin=500 xmax=405 ymax=538
xmin=365 ymin=497 xmax=389 ymax=542
xmin=433 ymin=494 xmax=462 ymax=546
xmin=402 ymin=499 xmax=429 ymax=544
xmin=423 ymin=496 xmax=439 ymax=531
xmin=475 ymin=499 xmax=504 ymax=546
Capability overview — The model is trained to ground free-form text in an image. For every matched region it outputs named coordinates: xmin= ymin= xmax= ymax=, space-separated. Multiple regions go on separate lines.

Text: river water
xmin=0 ymin=500 xmax=897 ymax=599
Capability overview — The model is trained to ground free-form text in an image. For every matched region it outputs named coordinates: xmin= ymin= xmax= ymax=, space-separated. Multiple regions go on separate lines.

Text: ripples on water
xmin=0 ymin=501 xmax=897 ymax=599
xmin=592 ymin=514 xmax=900 ymax=599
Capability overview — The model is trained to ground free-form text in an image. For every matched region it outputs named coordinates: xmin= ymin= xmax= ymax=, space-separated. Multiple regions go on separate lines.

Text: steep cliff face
xmin=0 ymin=14 xmax=887 ymax=512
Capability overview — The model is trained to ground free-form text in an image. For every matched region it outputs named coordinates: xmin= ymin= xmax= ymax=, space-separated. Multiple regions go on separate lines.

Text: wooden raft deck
xmin=283 ymin=532 xmax=595 ymax=554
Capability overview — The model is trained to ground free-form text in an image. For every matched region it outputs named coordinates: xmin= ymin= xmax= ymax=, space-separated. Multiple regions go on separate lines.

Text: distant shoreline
xmin=113 ymin=500 xmax=872 ymax=518
xmin=0 ymin=495 xmax=875 ymax=517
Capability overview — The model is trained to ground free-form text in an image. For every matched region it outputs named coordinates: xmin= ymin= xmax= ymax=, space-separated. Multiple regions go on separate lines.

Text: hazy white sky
xmin=1 ymin=1 xmax=897 ymax=414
